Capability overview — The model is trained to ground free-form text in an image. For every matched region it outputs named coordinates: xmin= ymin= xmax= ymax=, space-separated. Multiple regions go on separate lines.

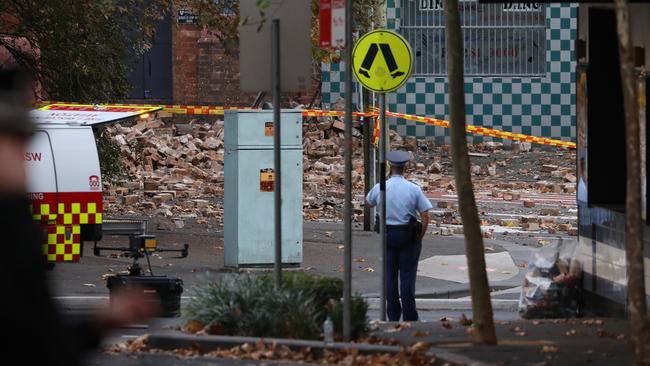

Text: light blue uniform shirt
xmin=366 ymin=175 xmax=433 ymax=225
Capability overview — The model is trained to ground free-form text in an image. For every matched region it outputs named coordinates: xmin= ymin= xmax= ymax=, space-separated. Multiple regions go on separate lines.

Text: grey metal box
xmin=224 ymin=111 xmax=303 ymax=267
xmin=224 ymin=110 xmax=302 ymax=149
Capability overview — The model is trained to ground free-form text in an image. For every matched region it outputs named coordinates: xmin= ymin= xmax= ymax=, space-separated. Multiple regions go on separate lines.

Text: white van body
xmin=27 ymin=104 xmax=160 ymax=262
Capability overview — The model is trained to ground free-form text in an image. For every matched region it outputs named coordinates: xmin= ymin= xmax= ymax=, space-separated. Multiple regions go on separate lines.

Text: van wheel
xmin=81 ymin=224 xmax=102 ymax=242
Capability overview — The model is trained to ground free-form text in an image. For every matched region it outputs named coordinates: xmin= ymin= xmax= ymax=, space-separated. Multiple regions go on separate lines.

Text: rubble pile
xmin=103 ymin=116 xmax=577 ymax=234
xmin=103 ymin=119 xmax=225 ymax=230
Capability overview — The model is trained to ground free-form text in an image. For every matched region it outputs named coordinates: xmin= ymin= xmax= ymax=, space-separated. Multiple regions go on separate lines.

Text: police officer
xmin=366 ymin=150 xmax=432 ymax=321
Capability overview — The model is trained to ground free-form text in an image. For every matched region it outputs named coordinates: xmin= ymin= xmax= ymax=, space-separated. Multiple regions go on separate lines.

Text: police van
xmin=27 ymin=103 xmax=160 ymax=263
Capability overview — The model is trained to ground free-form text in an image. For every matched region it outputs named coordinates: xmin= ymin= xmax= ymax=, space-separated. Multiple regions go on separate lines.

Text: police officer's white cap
xmin=387 ymin=150 xmax=411 ymax=166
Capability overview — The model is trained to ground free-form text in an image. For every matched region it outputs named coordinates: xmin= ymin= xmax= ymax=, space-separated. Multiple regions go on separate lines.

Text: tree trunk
xmin=613 ymin=1 xmax=650 ymax=364
xmin=443 ymin=0 xmax=496 ymax=345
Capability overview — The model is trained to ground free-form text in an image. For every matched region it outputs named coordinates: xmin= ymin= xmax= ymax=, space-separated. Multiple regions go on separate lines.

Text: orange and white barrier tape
xmin=384 ymin=111 xmax=575 ymax=149
xmin=36 ymin=101 xmax=575 ymax=149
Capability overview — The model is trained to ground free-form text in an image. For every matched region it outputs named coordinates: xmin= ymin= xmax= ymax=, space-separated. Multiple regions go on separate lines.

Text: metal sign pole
xmin=378 ymin=92 xmax=387 ymax=321
xmin=343 ymin=0 xmax=353 ymax=342
xmin=272 ymin=18 xmax=282 ymax=289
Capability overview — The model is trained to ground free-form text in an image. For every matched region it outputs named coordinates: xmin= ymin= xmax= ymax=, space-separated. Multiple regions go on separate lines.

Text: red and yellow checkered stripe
xmin=43 ymin=225 xmax=81 ymax=262
xmin=30 ymin=192 xmax=102 ymax=262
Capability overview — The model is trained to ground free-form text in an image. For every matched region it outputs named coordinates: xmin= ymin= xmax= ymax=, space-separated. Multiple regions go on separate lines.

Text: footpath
xmin=372 ymin=317 xmax=632 ymax=365
xmin=89 ymin=316 xmax=631 ymax=366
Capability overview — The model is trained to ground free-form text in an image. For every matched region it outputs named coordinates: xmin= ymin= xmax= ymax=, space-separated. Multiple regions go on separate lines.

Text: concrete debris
xmin=102 ymin=115 xmax=577 ymax=234
xmin=523 ymin=200 xmax=536 ymax=208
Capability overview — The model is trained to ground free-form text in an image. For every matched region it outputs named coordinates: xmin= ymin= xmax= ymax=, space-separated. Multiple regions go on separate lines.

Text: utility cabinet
xmin=224 ymin=110 xmax=303 ymax=267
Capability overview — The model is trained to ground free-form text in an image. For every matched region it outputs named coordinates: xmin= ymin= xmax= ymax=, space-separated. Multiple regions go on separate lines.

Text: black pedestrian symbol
xmin=358 ymin=43 xmax=405 ymax=79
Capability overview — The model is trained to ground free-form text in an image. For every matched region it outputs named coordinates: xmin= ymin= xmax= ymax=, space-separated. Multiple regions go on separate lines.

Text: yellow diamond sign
xmin=352 ymin=29 xmax=413 ymax=93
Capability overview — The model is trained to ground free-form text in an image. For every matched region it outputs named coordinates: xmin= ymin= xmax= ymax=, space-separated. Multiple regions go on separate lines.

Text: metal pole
xmin=362 ymin=87 xmax=371 ymax=231
xmin=343 ymin=0 xmax=353 ymax=342
xmin=378 ymin=93 xmax=387 ymax=321
xmin=272 ymin=19 xmax=282 ymax=289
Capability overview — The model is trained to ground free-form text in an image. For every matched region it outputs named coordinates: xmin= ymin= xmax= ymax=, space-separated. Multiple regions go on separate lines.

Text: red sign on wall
xmin=319 ymin=0 xmax=345 ymax=48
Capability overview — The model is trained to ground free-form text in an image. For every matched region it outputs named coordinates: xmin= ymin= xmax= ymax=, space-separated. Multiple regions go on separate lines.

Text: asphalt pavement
xmin=49 ymin=219 xmax=541 ymax=303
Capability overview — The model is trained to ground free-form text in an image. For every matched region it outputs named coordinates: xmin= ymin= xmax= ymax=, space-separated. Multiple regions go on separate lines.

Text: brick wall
xmin=197 ymin=33 xmax=257 ymax=106
xmin=172 ymin=9 xmax=320 ymax=107
xmin=172 ymin=22 xmax=200 ymax=103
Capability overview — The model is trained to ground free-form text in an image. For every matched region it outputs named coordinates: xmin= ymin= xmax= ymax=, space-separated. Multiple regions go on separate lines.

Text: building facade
xmin=576 ymin=3 xmax=650 ymax=316
xmin=322 ymin=1 xmax=577 ymax=142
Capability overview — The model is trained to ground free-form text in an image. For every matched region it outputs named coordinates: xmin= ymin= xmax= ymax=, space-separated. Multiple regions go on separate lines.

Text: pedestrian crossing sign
xmin=352 ymin=29 xmax=413 ymax=93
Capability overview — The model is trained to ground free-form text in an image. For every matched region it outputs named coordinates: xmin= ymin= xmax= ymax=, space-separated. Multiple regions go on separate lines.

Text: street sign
xmin=352 ymin=30 xmax=413 ymax=93
xmin=177 ymin=9 xmax=198 ymax=25
xmin=239 ymin=0 xmax=311 ymax=92
xmin=319 ymin=0 xmax=346 ymax=48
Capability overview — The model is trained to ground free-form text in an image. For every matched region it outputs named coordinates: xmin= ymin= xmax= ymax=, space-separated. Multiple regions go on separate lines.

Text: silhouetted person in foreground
xmin=0 ymin=68 xmax=156 ymax=366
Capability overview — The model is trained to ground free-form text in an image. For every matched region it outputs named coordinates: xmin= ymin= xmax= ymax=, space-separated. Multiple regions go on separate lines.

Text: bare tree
xmin=613 ymin=0 xmax=650 ymax=364
xmin=443 ymin=0 xmax=496 ymax=344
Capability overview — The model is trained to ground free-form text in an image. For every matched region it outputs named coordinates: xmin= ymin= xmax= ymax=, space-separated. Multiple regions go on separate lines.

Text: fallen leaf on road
xmin=184 ymin=320 xmax=204 ymax=334
xmin=411 ymin=330 xmax=429 ymax=337
xmin=439 ymin=317 xmax=453 ymax=329
xmin=541 ymin=345 xmax=559 ymax=353
xmin=325 ymin=231 xmax=334 ymax=238
xmin=511 ymin=326 xmax=526 ymax=336
xmin=368 ymin=319 xmax=381 ymax=331
xmin=337 ymin=245 xmax=344 ymax=250
xmin=83 ymin=283 xmax=96 ymax=287
xmin=582 ymin=319 xmax=604 ymax=326
xmin=354 ymin=257 xmax=366 ymax=262
xmin=363 ymin=267 xmax=375 ymax=272
xmin=459 ymin=313 xmax=473 ymax=326
xmin=385 ymin=322 xmax=411 ymax=333
xmin=484 ymin=246 xmax=495 ymax=252
xmin=596 ymin=329 xmax=626 ymax=340
xmin=409 ymin=342 xmax=431 ymax=352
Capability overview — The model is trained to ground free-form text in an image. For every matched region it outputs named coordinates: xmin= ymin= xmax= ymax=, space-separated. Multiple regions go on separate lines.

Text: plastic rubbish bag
xmin=519 ymin=238 xmax=582 ymax=318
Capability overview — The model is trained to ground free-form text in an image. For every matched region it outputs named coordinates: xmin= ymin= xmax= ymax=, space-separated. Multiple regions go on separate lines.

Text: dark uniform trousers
xmin=386 ymin=225 xmax=422 ymax=321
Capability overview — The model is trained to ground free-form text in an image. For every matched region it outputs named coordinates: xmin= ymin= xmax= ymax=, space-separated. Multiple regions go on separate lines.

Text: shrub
xmin=185 ymin=275 xmax=321 ymax=339
xmin=330 ymin=296 xmax=369 ymax=340
xmin=260 ymin=272 xmax=343 ymax=321
xmin=94 ymin=127 xmax=125 ymax=183
xmin=185 ymin=273 xmax=369 ymax=340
